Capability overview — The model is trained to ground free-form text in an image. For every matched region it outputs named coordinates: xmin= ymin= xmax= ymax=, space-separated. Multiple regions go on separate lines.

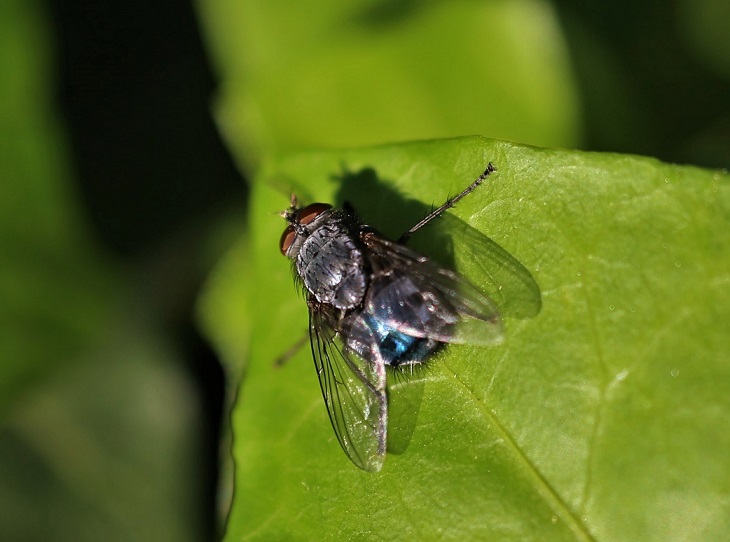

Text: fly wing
xmin=309 ymin=308 xmax=388 ymax=472
xmin=363 ymin=234 xmax=504 ymax=346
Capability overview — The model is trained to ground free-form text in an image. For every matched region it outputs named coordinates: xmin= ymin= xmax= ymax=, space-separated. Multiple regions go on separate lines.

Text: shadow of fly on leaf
xmin=276 ymin=163 xmax=541 ymax=472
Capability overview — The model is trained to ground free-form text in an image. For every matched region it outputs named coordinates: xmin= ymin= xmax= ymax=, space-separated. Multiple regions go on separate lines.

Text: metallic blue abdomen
xmin=360 ymin=313 xmax=441 ymax=367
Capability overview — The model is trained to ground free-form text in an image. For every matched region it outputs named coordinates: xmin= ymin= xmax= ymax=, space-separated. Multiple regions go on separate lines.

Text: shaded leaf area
xmin=203 ymin=137 xmax=730 ymax=541
xmin=197 ymin=0 xmax=579 ymax=166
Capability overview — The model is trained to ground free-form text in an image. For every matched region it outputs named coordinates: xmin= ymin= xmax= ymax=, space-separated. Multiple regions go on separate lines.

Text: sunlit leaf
xmin=201 ymin=136 xmax=730 ymax=541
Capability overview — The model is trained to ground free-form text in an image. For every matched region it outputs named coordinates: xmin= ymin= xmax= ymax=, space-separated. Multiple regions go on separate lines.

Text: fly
xmin=279 ymin=163 xmax=503 ymax=472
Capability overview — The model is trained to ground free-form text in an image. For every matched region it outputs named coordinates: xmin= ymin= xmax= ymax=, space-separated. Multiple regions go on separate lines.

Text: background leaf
xmin=198 ymin=0 xmax=580 ymax=167
xmin=201 ymin=136 xmax=730 ymax=541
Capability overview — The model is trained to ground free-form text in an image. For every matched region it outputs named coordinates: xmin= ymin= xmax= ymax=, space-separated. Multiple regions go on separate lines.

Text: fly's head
xmin=279 ymin=195 xmax=333 ymax=260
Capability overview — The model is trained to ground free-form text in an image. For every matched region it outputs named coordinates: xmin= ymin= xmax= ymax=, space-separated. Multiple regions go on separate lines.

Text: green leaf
xmin=202 ymin=137 xmax=730 ymax=541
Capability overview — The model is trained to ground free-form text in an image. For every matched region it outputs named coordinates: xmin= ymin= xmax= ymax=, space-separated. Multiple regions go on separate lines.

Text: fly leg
xmin=397 ymin=163 xmax=496 ymax=244
xmin=274 ymin=334 xmax=308 ymax=367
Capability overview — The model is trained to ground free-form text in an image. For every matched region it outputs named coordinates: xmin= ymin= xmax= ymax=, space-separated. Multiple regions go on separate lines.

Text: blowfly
xmin=279 ymin=164 xmax=503 ymax=472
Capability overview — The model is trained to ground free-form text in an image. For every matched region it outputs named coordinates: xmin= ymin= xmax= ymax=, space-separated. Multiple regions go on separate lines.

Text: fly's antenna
xmin=280 ymin=193 xmax=300 ymax=223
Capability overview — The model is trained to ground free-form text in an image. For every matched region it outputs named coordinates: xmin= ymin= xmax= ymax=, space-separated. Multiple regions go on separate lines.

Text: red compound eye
xmin=297 ymin=203 xmax=332 ymax=225
xmin=279 ymin=225 xmax=296 ymax=255
xmin=279 ymin=203 xmax=332 ymax=256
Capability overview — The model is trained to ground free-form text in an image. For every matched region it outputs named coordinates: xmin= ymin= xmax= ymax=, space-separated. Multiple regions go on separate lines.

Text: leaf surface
xmin=201 ymin=137 xmax=730 ymax=541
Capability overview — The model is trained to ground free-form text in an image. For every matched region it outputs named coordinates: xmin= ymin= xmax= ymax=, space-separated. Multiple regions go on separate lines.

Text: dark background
xmin=48 ymin=0 xmax=245 ymax=538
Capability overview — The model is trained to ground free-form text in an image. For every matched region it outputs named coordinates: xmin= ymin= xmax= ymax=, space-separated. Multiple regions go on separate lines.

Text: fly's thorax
xmin=291 ymin=210 xmax=368 ymax=310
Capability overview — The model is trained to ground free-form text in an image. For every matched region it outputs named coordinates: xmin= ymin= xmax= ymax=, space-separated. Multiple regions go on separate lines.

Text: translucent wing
xmin=363 ymin=234 xmax=504 ymax=346
xmin=426 ymin=214 xmax=541 ymax=319
xmin=309 ymin=307 xmax=388 ymax=472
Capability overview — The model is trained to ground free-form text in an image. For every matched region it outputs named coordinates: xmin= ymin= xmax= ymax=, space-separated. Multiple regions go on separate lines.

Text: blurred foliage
xmin=198 ymin=0 xmax=581 ymax=169
xmin=0 ymin=321 xmax=206 ymax=542
xmin=0 ymin=1 xmax=207 ymax=540
xmin=0 ymin=0 xmax=116 ymax=411
xmin=199 ymin=0 xmax=730 ymax=171
xmin=553 ymin=0 xmax=730 ymax=168
xmin=678 ymin=0 xmax=730 ymax=80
